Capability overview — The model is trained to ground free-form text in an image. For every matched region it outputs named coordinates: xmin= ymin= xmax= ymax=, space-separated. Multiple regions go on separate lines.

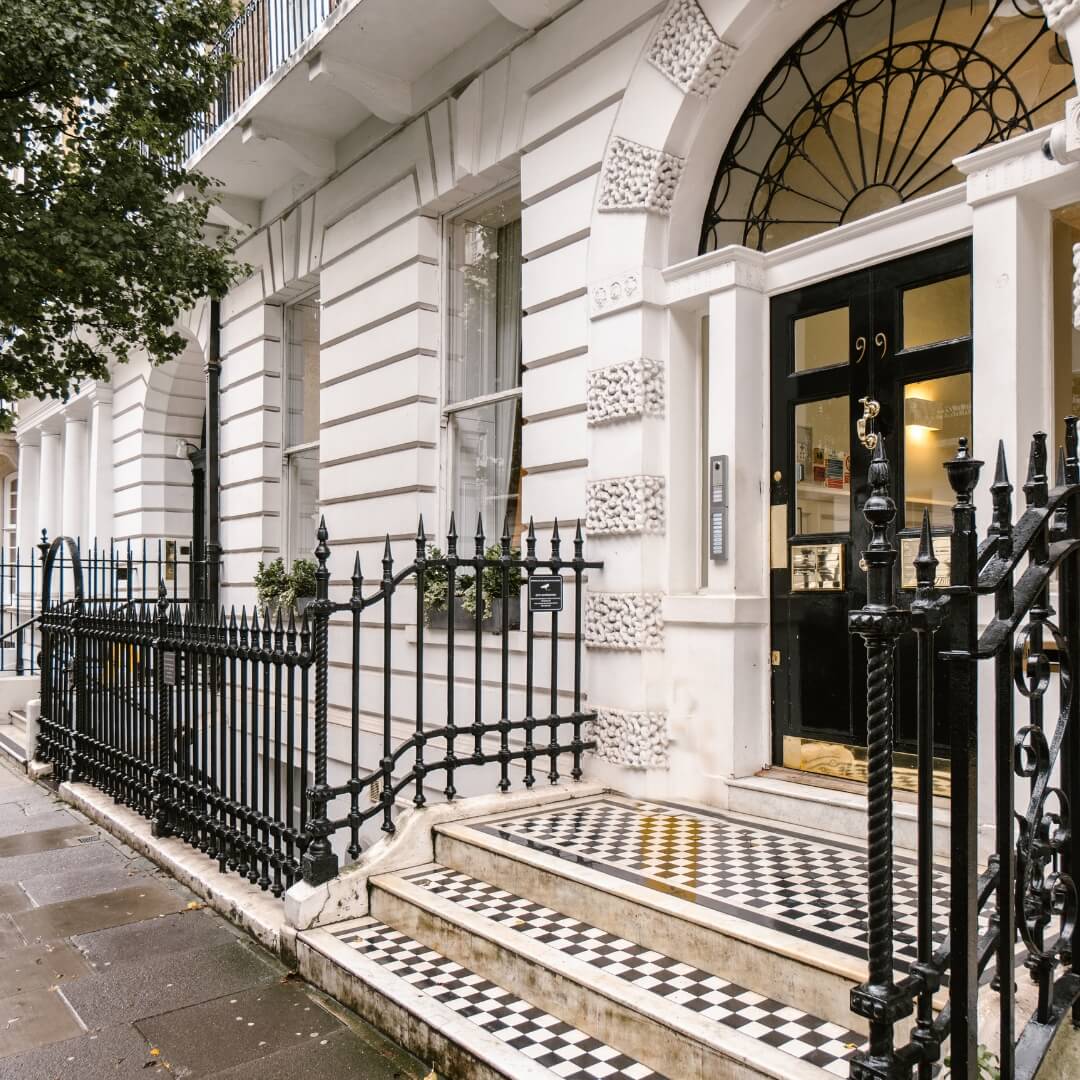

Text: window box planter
xmin=426 ymin=592 xmax=521 ymax=633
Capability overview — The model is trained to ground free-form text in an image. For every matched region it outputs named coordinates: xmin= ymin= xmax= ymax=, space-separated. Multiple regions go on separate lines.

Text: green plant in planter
xmin=421 ymin=546 xmax=474 ymax=624
xmin=254 ymin=557 xmax=318 ymax=613
xmin=461 ymin=545 xmax=524 ymax=621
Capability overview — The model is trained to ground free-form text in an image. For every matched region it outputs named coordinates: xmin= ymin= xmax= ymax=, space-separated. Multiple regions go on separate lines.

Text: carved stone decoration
xmin=587 ymin=708 xmax=670 ymax=769
xmin=585 ymin=592 xmax=664 ymax=650
xmin=647 ymin=0 xmax=738 ymax=96
xmin=1073 ymin=244 xmax=1080 ymax=331
xmin=1041 ymin=0 xmax=1080 ymax=29
xmin=586 ymin=359 xmax=665 ymax=425
xmin=586 ymin=476 xmax=665 ymax=535
xmin=598 ymin=137 xmax=685 ymax=214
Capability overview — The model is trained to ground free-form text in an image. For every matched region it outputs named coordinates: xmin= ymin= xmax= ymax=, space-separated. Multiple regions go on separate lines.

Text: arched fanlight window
xmin=701 ymin=0 xmax=1072 ymax=254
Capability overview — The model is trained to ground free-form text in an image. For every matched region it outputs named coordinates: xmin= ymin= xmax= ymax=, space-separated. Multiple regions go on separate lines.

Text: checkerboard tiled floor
xmin=332 ymin=919 xmax=665 ymax=1079
xmin=474 ymin=796 xmax=950 ymax=968
xmin=407 ymin=865 xmax=863 ymax=1077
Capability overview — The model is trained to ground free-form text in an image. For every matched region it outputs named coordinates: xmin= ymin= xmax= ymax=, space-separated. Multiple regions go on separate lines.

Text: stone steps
xmin=298 ymin=915 xmax=667 ymax=1080
xmin=369 ymin=862 xmax=860 ymax=1079
xmin=0 ymin=707 xmax=28 ymax=767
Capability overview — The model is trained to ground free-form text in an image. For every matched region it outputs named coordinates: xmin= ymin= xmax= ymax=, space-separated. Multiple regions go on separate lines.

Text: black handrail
xmin=850 ymin=420 xmax=1080 ymax=1079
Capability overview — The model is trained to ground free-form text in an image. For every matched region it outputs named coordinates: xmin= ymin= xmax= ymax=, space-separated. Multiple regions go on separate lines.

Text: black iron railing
xmin=35 ymin=516 xmax=599 ymax=895
xmin=850 ymin=422 xmax=1080 ymax=1079
xmin=183 ymin=0 xmax=340 ymax=160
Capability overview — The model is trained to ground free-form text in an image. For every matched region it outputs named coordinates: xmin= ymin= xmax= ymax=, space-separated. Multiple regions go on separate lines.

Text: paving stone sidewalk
xmin=0 ymin=758 xmax=428 ymax=1080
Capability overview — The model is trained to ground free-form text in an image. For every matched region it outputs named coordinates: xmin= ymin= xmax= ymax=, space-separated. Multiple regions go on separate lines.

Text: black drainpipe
xmin=205 ymin=298 xmax=222 ymax=613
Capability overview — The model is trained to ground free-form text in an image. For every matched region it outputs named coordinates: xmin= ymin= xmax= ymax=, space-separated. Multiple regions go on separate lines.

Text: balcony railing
xmin=184 ymin=0 xmax=340 ymax=161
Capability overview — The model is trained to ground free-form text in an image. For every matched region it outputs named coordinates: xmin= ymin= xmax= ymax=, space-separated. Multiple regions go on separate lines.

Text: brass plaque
xmin=899 ymin=536 xmax=951 ymax=589
xmin=790 ymin=543 xmax=844 ymax=592
xmin=770 ymin=504 xmax=787 ymax=569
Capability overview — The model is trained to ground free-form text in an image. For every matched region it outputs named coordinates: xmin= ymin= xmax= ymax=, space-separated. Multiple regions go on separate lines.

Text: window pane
xmin=794 ymin=307 xmax=849 ymax=372
xmin=286 ymin=446 xmax=319 ymax=559
xmin=902 ymin=275 xmax=971 ymax=350
xmin=448 ymin=195 xmax=522 ymax=404
xmin=450 ymin=398 xmax=522 ymax=544
xmin=794 ymin=397 xmax=850 ymax=535
xmin=285 ymin=297 xmax=320 ymax=449
xmin=904 ymin=374 xmax=971 ymax=529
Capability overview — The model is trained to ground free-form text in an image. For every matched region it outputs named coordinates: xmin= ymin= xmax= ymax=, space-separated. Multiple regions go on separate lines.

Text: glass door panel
xmin=903 ymin=373 xmax=972 ymax=529
xmin=794 ymin=307 xmax=850 ymax=371
xmin=794 ymin=397 xmax=851 ymax=534
xmin=902 ymin=274 xmax=971 ymax=350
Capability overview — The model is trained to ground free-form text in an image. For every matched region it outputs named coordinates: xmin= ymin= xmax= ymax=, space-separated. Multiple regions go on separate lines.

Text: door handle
xmin=857 ymin=397 xmax=880 ymax=450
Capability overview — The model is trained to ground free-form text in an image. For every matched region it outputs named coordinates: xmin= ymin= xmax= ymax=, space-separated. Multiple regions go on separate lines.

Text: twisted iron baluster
xmin=849 ymin=442 xmax=912 ymax=1080
xmin=302 ymin=517 xmax=339 ymax=886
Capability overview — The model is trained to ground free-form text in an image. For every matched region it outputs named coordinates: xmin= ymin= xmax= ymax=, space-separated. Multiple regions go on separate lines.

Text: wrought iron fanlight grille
xmin=701 ymin=0 xmax=1072 ymax=254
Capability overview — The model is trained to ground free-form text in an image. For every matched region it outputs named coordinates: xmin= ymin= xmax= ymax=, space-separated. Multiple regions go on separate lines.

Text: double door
xmin=770 ymin=241 xmax=972 ymax=776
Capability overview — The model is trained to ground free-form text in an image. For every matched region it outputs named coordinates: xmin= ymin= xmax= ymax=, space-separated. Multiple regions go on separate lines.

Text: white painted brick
xmin=220 ymin=409 xmax=280 ymax=455
xmin=523 ymin=295 xmax=588 ymax=366
xmin=523 ymin=412 xmax=587 ymax=470
xmin=320 ymin=309 xmax=439 ymax=386
xmin=320 ymin=217 xmax=439 ymax=303
xmin=220 ymin=339 xmax=281 ymax=392
xmin=321 ymin=354 xmax=437 ymax=425
xmin=522 ymin=174 xmax=597 ymax=258
xmin=522 ymin=466 xmax=587 ymax=524
xmin=320 ymin=446 xmax=435 ymax=501
xmin=521 ymin=23 xmax=649 ymax=150
xmin=321 ymin=263 xmax=439 ymax=345
xmin=320 ymin=400 xmax=438 ymax=465
xmin=522 ymin=238 xmax=589 ymax=312
xmin=220 ymin=305 xmax=280 ymax=357
xmin=321 ymin=176 xmax=419 ymax=265
xmin=523 ymin=354 xmax=586 ymax=419
xmin=322 ymin=491 xmax=437 ymax=544
xmin=521 ymin=103 xmax=617 ymax=204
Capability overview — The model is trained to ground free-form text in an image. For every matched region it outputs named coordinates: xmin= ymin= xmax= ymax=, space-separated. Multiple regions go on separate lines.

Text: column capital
xmin=86 ymin=383 xmax=113 ymax=406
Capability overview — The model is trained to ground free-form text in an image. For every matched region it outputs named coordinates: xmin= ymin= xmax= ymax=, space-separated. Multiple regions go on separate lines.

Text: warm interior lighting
xmin=905 ymin=396 xmax=943 ymax=431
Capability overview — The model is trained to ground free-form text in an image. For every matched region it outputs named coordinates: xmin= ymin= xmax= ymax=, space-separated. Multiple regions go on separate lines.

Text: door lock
xmin=857 ymin=397 xmax=880 ymax=450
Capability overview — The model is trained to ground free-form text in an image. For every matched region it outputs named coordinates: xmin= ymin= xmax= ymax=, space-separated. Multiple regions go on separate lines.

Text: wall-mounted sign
xmin=899 ymin=535 xmax=952 ymax=589
xmin=162 ymin=651 xmax=177 ymax=687
xmin=528 ymin=575 xmax=563 ymax=613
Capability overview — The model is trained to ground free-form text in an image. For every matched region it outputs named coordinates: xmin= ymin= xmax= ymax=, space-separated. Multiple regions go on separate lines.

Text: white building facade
xmin=16 ymin=0 xmax=1080 ymax=824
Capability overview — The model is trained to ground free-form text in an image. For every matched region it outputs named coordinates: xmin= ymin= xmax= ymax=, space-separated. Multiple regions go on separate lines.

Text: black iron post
xmin=849 ymin=441 xmax=911 ymax=1080
xmin=301 ymin=517 xmax=338 ymax=886
xmin=943 ymin=436 xmax=984 ymax=1075
xmin=151 ymin=582 xmax=172 ymax=838
xmin=205 ymin=299 xmax=222 ymax=613
xmin=909 ymin=510 xmax=945 ymax=1078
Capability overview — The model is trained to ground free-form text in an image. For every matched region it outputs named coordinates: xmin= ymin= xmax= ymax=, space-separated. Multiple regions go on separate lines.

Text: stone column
xmin=86 ymin=386 xmax=114 ymax=544
xmin=61 ymin=415 xmax=88 ymax=542
xmin=38 ymin=431 xmax=62 ymax=542
xmin=14 ymin=437 xmax=40 ymax=554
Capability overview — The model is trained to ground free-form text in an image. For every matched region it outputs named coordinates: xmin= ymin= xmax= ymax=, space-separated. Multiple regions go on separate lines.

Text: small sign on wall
xmin=162 ymin=651 xmax=177 ymax=687
xmin=528 ymin=575 xmax=564 ymax=613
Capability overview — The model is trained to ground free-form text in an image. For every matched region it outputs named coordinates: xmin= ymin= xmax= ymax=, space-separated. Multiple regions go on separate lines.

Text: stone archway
xmin=579 ymin=0 xmax=1080 ymax=801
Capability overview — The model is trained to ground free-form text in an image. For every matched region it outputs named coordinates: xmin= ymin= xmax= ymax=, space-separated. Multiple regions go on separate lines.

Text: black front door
xmin=770 ymin=240 xmax=972 ymax=770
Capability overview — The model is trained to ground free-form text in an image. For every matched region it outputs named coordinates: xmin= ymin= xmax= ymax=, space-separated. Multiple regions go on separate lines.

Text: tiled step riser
xmin=435 ymin=830 xmax=867 ymax=1038
xmin=296 ymin=935 xmax=527 ymax=1080
xmin=371 ymin=880 xmax=790 ymax=1080
xmin=726 ymin=781 xmax=954 ymax=861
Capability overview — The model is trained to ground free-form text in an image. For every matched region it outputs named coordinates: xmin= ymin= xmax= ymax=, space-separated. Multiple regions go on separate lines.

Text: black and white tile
xmin=407 ymin=865 xmax=863 ymax=1078
xmin=475 ymin=796 xmax=951 ymax=968
xmin=332 ymin=918 xmax=665 ymax=1079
